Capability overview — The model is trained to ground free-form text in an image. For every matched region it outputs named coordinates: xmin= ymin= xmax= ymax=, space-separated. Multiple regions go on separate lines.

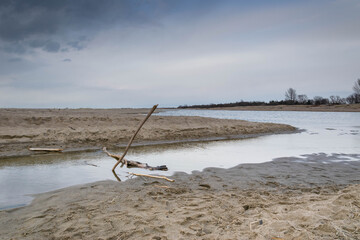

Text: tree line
xmin=178 ymin=79 xmax=360 ymax=109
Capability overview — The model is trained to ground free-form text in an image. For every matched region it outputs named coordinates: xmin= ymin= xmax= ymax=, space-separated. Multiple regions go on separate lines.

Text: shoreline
xmin=1 ymin=153 xmax=359 ymax=239
xmin=0 ymin=129 xmax=300 ymax=159
xmin=0 ymin=108 xmax=296 ymax=158
xmin=187 ymin=104 xmax=360 ymax=112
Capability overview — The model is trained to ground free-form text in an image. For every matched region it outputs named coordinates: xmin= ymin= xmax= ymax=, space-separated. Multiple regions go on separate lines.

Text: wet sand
xmin=203 ymin=104 xmax=360 ymax=112
xmin=0 ymin=108 xmax=295 ymax=158
xmin=0 ymin=153 xmax=359 ymax=239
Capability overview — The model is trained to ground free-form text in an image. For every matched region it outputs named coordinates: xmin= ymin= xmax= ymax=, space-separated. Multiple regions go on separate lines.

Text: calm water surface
xmin=0 ymin=110 xmax=359 ymax=209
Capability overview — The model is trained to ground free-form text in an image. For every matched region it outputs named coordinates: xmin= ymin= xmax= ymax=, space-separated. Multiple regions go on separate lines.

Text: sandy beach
xmin=1 ymin=108 xmax=359 ymax=239
xmin=0 ymin=153 xmax=359 ymax=239
xmin=0 ymin=108 xmax=295 ymax=158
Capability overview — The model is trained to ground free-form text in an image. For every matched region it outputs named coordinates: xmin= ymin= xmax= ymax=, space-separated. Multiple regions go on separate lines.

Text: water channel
xmin=0 ymin=110 xmax=359 ymax=209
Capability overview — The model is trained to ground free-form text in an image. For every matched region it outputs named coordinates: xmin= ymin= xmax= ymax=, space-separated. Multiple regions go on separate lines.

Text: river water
xmin=0 ymin=110 xmax=359 ymax=209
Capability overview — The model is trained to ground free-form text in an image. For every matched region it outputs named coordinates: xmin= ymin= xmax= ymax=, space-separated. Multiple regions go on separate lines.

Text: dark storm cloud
xmin=0 ymin=0 xmax=227 ymax=55
xmin=0 ymin=0 xmax=167 ymax=54
xmin=0 ymin=0 xmax=119 ymax=41
xmin=0 ymin=0 xmax=60 ymax=41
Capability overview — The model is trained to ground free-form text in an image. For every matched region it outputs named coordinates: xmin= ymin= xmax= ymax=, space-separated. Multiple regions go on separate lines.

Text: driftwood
xmin=110 ymin=104 xmax=160 ymax=171
xmin=103 ymin=147 xmax=168 ymax=171
xmin=128 ymin=172 xmax=175 ymax=182
xmin=154 ymin=185 xmax=171 ymax=189
xmin=28 ymin=148 xmax=63 ymax=152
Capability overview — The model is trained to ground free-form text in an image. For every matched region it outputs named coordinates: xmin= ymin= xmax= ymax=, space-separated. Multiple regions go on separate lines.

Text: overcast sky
xmin=0 ymin=0 xmax=359 ymax=108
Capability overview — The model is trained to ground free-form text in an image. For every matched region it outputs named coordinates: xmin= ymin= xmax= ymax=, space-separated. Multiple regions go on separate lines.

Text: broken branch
xmin=128 ymin=172 xmax=175 ymax=182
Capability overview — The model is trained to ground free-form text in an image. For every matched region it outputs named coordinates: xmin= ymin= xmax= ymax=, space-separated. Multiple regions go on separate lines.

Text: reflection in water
xmin=0 ymin=110 xmax=359 ymax=209
xmin=0 ymin=150 xmax=97 ymax=167
xmin=0 ymin=142 xmax=197 ymax=168
xmin=112 ymin=171 xmax=121 ymax=182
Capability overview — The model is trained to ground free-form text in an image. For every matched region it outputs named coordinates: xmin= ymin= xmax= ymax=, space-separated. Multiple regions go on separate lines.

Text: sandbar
xmin=0 ymin=108 xmax=296 ymax=158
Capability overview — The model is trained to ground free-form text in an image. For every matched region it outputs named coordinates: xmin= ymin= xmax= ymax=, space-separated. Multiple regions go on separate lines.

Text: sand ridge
xmin=0 ymin=108 xmax=296 ymax=158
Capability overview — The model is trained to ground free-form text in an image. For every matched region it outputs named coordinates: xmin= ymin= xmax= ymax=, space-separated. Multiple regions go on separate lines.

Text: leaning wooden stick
xmin=112 ymin=104 xmax=158 ymax=171
xmin=128 ymin=172 xmax=175 ymax=182
xmin=103 ymin=147 xmax=167 ymax=171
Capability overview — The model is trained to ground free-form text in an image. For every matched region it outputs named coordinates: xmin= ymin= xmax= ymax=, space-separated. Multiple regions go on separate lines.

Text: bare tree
xmin=351 ymin=79 xmax=360 ymax=103
xmin=346 ymin=94 xmax=357 ymax=104
xmin=313 ymin=96 xmax=322 ymax=105
xmin=297 ymin=94 xmax=308 ymax=104
xmin=329 ymin=95 xmax=343 ymax=105
xmin=353 ymin=79 xmax=360 ymax=95
xmin=285 ymin=88 xmax=297 ymax=102
xmin=313 ymin=96 xmax=329 ymax=105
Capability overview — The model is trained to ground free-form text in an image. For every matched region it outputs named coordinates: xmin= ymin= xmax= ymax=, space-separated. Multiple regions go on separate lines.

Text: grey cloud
xmin=1 ymin=42 xmax=27 ymax=54
xmin=8 ymin=57 xmax=22 ymax=62
xmin=0 ymin=1 xmax=82 ymax=42
xmin=27 ymin=39 xmax=61 ymax=52
xmin=67 ymin=41 xmax=85 ymax=51
xmin=43 ymin=40 xmax=60 ymax=52
xmin=0 ymin=56 xmax=37 ymax=76
xmin=0 ymin=0 xmax=176 ymax=55
xmin=0 ymin=0 xmax=75 ymax=54
xmin=1 ymin=0 xmax=359 ymax=108
xmin=0 ymin=0 xmax=221 ymax=56
xmin=67 ymin=36 xmax=89 ymax=50
xmin=27 ymin=39 xmax=47 ymax=48
xmin=78 ymin=36 xmax=88 ymax=41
